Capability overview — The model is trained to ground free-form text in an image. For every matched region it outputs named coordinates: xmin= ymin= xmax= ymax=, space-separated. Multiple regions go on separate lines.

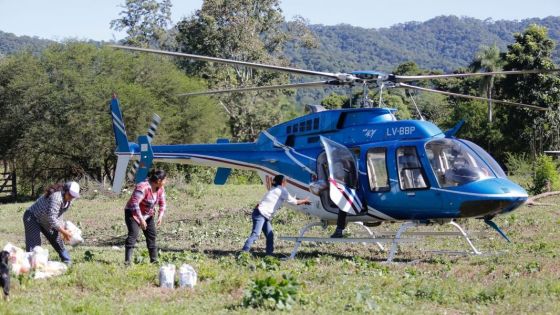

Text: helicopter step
xmin=281 ymin=220 xmax=484 ymax=262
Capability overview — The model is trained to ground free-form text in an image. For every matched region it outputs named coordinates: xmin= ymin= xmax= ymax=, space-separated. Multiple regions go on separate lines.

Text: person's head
xmin=44 ymin=181 xmax=80 ymax=201
xmin=63 ymin=181 xmax=80 ymax=201
xmin=272 ymin=175 xmax=286 ymax=187
xmin=148 ymin=169 xmax=167 ymax=189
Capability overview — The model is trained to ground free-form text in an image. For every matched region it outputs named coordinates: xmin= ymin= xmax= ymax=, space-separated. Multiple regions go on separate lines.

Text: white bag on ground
xmin=34 ymin=261 xmax=68 ymax=279
xmin=65 ymin=221 xmax=84 ymax=246
xmin=3 ymin=243 xmax=30 ymax=275
xmin=178 ymin=264 xmax=197 ymax=288
xmin=159 ymin=264 xmax=176 ymax=288
xmin=31 ymin=246 xmax=49 ymax=269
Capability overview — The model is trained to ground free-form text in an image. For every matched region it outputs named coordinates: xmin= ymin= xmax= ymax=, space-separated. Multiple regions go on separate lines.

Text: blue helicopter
xmin=109 ymin=45 xmax=556 ymax=261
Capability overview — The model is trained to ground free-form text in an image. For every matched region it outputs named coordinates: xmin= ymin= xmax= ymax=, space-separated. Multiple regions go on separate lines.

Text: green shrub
xmin=531 ymin=155 xmax=560 ymax=194
xmin=243 ymin=273 xmax=300 ymax=310
xmin=504 ymin=152 xmax=533 ymax=190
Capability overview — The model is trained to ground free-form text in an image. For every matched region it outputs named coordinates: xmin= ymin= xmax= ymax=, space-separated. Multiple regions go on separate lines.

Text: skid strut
xmin=386 ymin=221 xmax=482 ymax=263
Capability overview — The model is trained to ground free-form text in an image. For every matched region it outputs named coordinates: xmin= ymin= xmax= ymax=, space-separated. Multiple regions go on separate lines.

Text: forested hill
xmin=2 ymin=15 xmax=559 ymax=71
xmin=0 ymin=30 xmax=53 ymax=56
xmin=285 ymin=15 xmax=560 ymax=73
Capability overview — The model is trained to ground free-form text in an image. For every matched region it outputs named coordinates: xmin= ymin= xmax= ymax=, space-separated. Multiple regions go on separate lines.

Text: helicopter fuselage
xmin=112 ymin=99 xmax=528 ymax=224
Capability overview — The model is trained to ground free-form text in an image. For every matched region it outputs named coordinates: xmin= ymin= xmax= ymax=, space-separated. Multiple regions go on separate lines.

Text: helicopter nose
xmin=457 ymin=178 xmax=528 ymax=218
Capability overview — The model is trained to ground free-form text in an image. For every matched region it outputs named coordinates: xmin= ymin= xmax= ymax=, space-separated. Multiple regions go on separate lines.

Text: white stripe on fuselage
xmin=430 ymin=187 xmax=527 ymax=198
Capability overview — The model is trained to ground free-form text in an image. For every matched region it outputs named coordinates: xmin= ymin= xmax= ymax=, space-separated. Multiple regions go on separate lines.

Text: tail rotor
xmin=128 ymin=113 xmax=161 ymax=182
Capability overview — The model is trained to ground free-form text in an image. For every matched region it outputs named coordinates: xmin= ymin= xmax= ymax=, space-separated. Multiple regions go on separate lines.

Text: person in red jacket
xmin=124 ymin=169 xmax=167 ymax=264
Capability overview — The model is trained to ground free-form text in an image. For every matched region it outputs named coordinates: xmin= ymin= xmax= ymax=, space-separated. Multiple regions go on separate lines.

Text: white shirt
xmin=257 ymin=186 xmax=298 ymax=219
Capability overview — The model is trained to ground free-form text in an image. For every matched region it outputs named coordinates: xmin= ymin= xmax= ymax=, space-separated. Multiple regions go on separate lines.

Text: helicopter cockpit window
xmin=397 ymin=147 xmax=428 ymax=190
xmin=459 ymin=139 xmax=507 ymax=178
xmin=425 ymin=138 xmax=493 ymax=188
xmin=367 ymin=148 xmax=390 ymax=191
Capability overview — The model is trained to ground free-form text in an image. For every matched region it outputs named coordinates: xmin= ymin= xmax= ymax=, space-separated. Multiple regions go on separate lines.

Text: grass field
xmin=0 ymin=182 xmax=559 ymax=314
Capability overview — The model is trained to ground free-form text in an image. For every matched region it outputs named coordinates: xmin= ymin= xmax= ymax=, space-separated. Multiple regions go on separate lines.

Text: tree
xmin=497 ymin=24 xmax=560 ymax=157
xmin=175 ymin=0 xmax=313 ymax=141
xmin=0 ymin=42 xmax=223 ymax=195
xmin=470 ymin=44 xmax=504 ymax=122
xmin=110 ymin=0 xmax=173 ymax=48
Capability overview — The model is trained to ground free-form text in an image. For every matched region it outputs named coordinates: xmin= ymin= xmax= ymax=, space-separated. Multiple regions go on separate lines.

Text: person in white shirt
xmin=242 ymin=175 xmax=311 ymax=255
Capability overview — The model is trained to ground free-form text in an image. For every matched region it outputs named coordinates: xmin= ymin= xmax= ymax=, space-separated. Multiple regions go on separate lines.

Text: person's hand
xmin=300 ymin=197 xmax=311 ymax=205
xmin=61 ymin=229 xmax=72 ymax=242
xmin=157 ymin=216 xmax=163 ymax=227
xmin=140 ymin=219 xmax=148 ymax=231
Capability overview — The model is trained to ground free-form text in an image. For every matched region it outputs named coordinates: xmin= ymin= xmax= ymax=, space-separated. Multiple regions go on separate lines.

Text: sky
xmin=0 ymin=0 xmax=558 ymax=41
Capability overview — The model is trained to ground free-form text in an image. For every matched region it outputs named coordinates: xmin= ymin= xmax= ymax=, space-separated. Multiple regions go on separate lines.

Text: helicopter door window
xmin=366 ymin=148 xmax=390 ymax=192
xmin=397 ymin=147 xmax=428 ymax=190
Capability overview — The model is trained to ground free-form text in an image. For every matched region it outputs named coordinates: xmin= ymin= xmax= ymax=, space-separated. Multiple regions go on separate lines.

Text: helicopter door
xmin=320 ymin=136 xmax=363 ymax=215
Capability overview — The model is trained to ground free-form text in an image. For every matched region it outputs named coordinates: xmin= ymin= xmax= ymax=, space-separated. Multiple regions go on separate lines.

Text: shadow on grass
xmin=92 ymin=237 xmax=421 ymax=263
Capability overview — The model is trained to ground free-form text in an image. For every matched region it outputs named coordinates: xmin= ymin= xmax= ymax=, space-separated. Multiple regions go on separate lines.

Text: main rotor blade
xmin=397 ymin=83 xmax=548 ymax=111
xmin=110 ymin=45 xmax=353 ymax=81
xmin=178 ymin=80 xmax=341 ymax=96
xmin=393 ymin=69 xmax=560 ymax=82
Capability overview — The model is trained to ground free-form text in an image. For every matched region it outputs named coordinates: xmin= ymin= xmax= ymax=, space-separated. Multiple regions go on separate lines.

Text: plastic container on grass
xmin=178 ymin=264 xmax=197 ymax=288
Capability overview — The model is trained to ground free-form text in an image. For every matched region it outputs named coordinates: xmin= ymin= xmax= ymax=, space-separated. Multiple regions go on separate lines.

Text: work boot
xmin=148 ymin=247 xmax=158 ymax=264
xmin=330 ymin=228 xmax=344 ymax=238
xmin=125 ymin=247 xmax=134 ymax=265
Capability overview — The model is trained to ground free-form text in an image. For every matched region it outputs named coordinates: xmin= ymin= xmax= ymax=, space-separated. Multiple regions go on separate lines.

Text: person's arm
xmin=48 ymin=194 xmax=72 ymax=240
xmin=283 ymin=188 xmax=311 ymax=206
xmin=157 ymin=188 xmax=167 ymax=226
xmin=129 ymin=188 xmax=147 ymax=230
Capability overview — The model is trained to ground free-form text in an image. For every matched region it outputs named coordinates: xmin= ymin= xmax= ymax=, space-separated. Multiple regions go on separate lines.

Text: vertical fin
xmin=214 ymin=138 xmax=232 ymax=185
xmin=112 ymin=155 xmax=131 ymax=193
xmin=109 ymin=95 xmax=130 ymax=153
xmin=135 ymin=135 xmax=154 ymax=183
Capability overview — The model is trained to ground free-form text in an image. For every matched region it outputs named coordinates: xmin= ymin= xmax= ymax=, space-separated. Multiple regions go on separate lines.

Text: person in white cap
xmin=22 ymin=181 xmax=80 ymax=264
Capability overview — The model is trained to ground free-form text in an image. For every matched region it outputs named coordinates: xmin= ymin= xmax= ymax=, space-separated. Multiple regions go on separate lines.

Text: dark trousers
xmin=242 ymin=208 xmax=274 ymax=255
xmin=23 ymin=210 xmax=70 ymax=263
xmin=336 ymin=210 xmax=348 ymax=230
xmin=124 ymin=210 xmax=157 ymax=263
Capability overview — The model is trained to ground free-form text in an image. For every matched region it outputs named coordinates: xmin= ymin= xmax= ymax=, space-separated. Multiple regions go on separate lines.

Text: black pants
xmin=23 ymin=210 xmax=70 ymax=262
xmin=124 ymin=210 xmax=157 ymax=263
xmin=336 ymin=210 xmax=347 ymax=230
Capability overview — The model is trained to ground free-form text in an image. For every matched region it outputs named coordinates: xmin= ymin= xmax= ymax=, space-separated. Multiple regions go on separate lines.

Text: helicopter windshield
xmin=425 ymin=139 xmax=493 ymax=187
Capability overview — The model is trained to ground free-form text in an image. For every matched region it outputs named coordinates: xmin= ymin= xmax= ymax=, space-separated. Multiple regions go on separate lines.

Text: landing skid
xmin=280 ymin=220 xmax=483 ymax=262
xmin=280 ymin=221 xmax=387 ymax=259
xmin=385 ymin=221 xmax=481 ymax=262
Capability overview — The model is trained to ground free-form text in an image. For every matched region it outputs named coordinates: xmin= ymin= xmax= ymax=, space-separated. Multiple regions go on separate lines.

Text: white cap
xmin=67 ymin=181 xmax=80 ymax=198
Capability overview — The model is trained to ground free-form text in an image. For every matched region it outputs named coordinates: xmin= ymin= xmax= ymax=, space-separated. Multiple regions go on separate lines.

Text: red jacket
xmin=125 ymin=181 xmax=166 ymax=223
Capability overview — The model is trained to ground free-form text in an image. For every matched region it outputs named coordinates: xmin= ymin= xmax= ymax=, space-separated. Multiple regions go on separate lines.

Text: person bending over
xmin=242 ymin=175 xmax=311 ymax=255
xmin=23 ymin=181 xmax=80 ymax=264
